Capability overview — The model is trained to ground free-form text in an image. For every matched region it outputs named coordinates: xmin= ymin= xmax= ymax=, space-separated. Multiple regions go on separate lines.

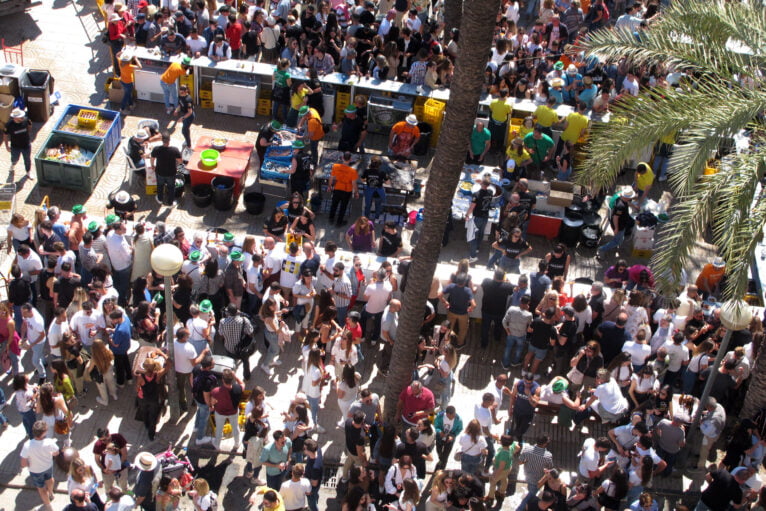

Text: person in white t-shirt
xmin=361 ymin=269 xmax=393 ymax=343
xmin=578 ymin=436 xmax=616 ymax=482
xmin=316 ymin=242 xmax=337 ymax=292
xmin=261 ymin=237 xmax=283 ymax=287
xmin=70 ymin=302 xmax=103 ymax=352
xmin=47 ymin=307 xmax=70 ymax=360
xmin=20 ymin=420 xmax=60 ymax=509
xmin=280 ymin=242 xmax=305 ymax=300
xmin=661 ymin=332 xmax=689 ymax=387
xmin=186 ymin=304 xmax=215 ymax=356
xmin=174 ymin=328 xmax=209 ymax=412
xmin=280 ymin=464 xmax=312 ymax=510
xmin=578 ymin=369 xmax=628 ymax=425
xmin=22 ymin=304 xmax=47 ymax=383
xmin=53 ymin=242 xmax=77 ymax=276
xmin=246 ymin=254 xmax=265 ymax=317
xmin=622 ymin=330 xmax=651 ymax=370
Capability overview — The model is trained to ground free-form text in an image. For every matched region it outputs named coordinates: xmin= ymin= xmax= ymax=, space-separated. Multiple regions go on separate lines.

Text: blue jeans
xmin=156 ymin=173 xmax=175 ymax=206
xmin=598 ymin=228 xmax=626 ymax=254
xmin=336 ymin=306 xmax=348 ymax=325
xmin=181 ymin=113 xmax=194 ymax=147
xmin=271 ymin=101 xmax=289 ymax=123
xmin=13 ymin=305 xmax=22 ymax=334
xmin=484 ymin=435 xmax=495 ymax=470
xmin=460 ymin=453 xmax=482 ymax=475
xmin=498 ymin=256 xmax=520 ymax=273
xmin=194 ymin=403 xmax=210 ymax=439
xmin=307 ymin=395 xmax=320 ymax=425
xmin=21 ymin=408 xmax=36 ymax=438
xmin=266 ymin=472 xmax=285 ymax=492
xmin=31 ymin=342 xmax=46 ymax=378
xmin=261 ymin=329 xmax=280 ymax=368
xmin=160 ymin=80 xmax=178 ymax=110
xmin=480 ymin=313 xmax=504 ymax=348
xmin=8 ymin=350 xmax=20 ymax=374
xmin=487 ymin=249 xmax=503 ymax=269
xmin=10 ymin=146 xmax=31 ymax=173
xmin=503 ymin=335 xmax=527 ymax=367
xmin=120 ymin=80 xmax=135 ymax=111
xmin=364 ymin=187 xmax=386 ymax=220
xmin=308 ymin=482 xmax=320 ymax=511
xmin=469 ymin=216 xmax=489 ymax=258
xmin=525 ymin=0 xmax=539 ymax=17
xmin=112 ymin=267 xmax=131 ymax=307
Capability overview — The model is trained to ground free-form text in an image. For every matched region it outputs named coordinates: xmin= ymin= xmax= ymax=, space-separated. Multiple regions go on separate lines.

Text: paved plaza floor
xmin=0 ymin=1 xmax=721 ymax=509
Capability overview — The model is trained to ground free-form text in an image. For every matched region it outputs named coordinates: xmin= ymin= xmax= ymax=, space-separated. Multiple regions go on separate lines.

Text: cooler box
xmin=35 ymin=132 xmax=107 ymax=193
xmin=260 ymin=160 xmax=291 ymax=181
xmin=52 ymin=104 xmax=123 ymax=162
xmin=527 ymin=213 xmax=563 ymax=239
xmin=211 ymin=355 xmax=236 ymax=378
xmin=264 ymin=145 xmax=293 ymax=165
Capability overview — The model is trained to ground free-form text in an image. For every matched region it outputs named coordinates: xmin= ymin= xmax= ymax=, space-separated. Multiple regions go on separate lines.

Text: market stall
xmin=451 ymin=165 xmax=503 ymax=239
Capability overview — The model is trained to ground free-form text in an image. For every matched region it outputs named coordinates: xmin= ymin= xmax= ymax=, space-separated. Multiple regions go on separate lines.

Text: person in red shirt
xmin=225 ymin=13 xmax=244 ymax=59
xmin=396 ymin=380 xmax=435 ymax=430
xmin=107 ymin=12 xmax=127 ymax=77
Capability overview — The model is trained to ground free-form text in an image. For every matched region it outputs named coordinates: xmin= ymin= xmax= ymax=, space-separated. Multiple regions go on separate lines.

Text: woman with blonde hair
xmin=189 ymin=477 xmax=218 ymax=511
xmin=135 ymin=356 xmax=169 ymax=441
xmin=65 ymin=288 xmax=90 ymax=321
xmin=86 ymin=339 xmax=118 ymax=405
xmin=331 ymin=330 xmax=358 ymax=377
xmin=0 ymin=301 xmax=21 ymax=375
xmin=425 ymin=470 xmax=451 ymax=511
xmin=535 ymin=290 xmax=562 ymax=321
xmin=345 ymin=216 xmax=376 ymax=253
xmin=602 ymin=289 xmax=626 ymax=323
xmin=67 ymin=456 xmax=103 ymax=509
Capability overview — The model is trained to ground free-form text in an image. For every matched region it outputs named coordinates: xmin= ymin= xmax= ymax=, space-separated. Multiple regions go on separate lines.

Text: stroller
xmin=155 ymin=443 xmax=196 ymax=492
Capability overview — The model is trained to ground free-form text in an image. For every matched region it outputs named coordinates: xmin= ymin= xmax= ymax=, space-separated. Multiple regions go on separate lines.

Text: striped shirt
xmin=518 ymin=444 xmax=554 ymax=484
xmin=331 ymin=274 xmax=353 ymax=309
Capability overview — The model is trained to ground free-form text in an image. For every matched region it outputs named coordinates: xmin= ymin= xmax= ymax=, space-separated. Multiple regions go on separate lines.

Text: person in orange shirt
xmin=695 ymin=257 xmax=726 ymax=298
xmin=328 ymin=152 xmax=359 ymax=227
xmin=117 ymin=50 xmax=142 ymax=113
xmin=297 ymin=105 xmax=325 ymax=165
xmin=159 ymin=56 xmax=191 ymax=114
xmin=388 ymin=114 xmax=421 ymax=159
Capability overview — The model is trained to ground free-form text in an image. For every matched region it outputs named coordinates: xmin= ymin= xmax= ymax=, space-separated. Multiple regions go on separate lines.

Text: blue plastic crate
xmin=264 ymin=145 xmax=293 ymax=165
xmin=260 ymin=159 xmax=291 ymax=181
xmin=52 ymin=104 xmax=123 ymax=163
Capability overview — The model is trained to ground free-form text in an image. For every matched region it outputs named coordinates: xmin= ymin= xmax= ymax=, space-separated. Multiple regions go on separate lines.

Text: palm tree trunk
xmin=443 ymin=0 xmax=464 ymax=44
xmin=382 ymin=0 xmax=501 ymax=424
xmin=741 ymin=333 xmax=766 ymax=419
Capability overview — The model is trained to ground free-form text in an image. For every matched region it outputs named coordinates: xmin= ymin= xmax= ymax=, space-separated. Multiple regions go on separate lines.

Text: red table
xmin=527 ymin=213 xmax=562 ymax=240
xmin=188 ymin=137 xmax=254 ymax=199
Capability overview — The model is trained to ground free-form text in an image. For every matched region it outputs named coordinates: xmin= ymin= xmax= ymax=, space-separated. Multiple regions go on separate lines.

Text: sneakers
xmin=314 ymin=425 xmax=326 ymax=434
xmin=96 ymin=397 xmax=108 ymax=406
xmin=195 ymin=436 xmax=214 ymax=445
xmin=468 ymin=257 xmax=479 ymax=264
xmin=261 ymin=365 xmax=274 ymax=376
xmin=658 ymin=175 xmax=667 ymax=182
xmin=269 ymin=359 xmax=282 ymax=366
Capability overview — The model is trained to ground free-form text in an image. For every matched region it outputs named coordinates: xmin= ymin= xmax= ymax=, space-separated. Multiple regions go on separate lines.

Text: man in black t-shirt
xmin=466 ymin=176 xmax=494 ymax=262
xmin=480 ymin=269 xmax=514 ymax=348
xmin=597 ymin=188 xmax=636 ymax=259
xmin=699 ymin=467 xmax=746 ymax=510
xmin=174 ymin=84 xmax=194 ymax=148
xmin=52 ymin=262 xmax=81 ymax=308
xmin=555 ymin=306 xmax=579 ymax=375
xmin=150 ymin=132 xmax=182 ymax=207
xmin=341 ymin=412 xmax=367 ymax=483
xmin=4 ymin=108 xmax=33 ymax=179
xmin=128 ymin=128 xmax=150 ymax=168
xmin=523 ymin=308 xmax=558 ymax=379
xmin=378 ymin=221 xmax=402 ymax=257
xmin=192 ymin=357 xmax=217 ymax=445
xmin=337 ymin=105 xmax=367 ymax=153
xmin=288 ymin=140 xmax=312 ymax=197
xmin=363 ymin=156 xmax=388 ymax=222
xmin=394 ymin=427 xmax=430 ymax=479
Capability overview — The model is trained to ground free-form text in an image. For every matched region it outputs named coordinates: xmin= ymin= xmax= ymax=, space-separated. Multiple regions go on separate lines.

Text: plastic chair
xmin=1 ymin=39 xmax=23 ymax=66
xmin=123 ymin=144 xmax=146 ymax=186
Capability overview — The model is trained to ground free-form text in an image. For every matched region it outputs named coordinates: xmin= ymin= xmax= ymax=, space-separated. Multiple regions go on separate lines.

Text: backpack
xmin=192 ymin=371 xmax=217 ymax=403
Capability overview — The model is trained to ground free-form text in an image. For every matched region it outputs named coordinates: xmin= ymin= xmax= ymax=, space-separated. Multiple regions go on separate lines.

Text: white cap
xmin=10 ymin=108 xmax=25 ymax=119
xmin=406 ymin=114 xmax=418 ymax=125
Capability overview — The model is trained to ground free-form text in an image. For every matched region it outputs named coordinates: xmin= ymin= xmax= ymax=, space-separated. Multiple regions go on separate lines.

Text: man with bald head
xmin=396 ymin=379 xmax=435 ymax=431
xmin=379 ymin=299 xmax=401 ymax=376
xmin=466 ymin=121 xmax=491 ymax=164
xmin=597 ymin=311 xmax=631 ymax=365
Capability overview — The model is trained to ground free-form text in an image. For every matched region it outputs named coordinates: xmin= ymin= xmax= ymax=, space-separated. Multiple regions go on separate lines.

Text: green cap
xmin=554 ymin=61 xmax=564 ymax=70
xmin=182 ymin=56 xmax=192 ymax=66
xmin=199 ymin=299 xmax=213 ymax=313
xmin=552 ymin=380 xmax=568 ymax=393
xmin=298 ymin=106 xmax=310 ymax=117
xmin=72 ymin=204 xmax=85 ymax=215
xmin=189 ymin=250 xmax=202 ymax=262
xmin=270 ymin=120 xmax=282 ymax=130
xmin=223 ymin=232 xmax=235 ymax=242
xmin=153 ymin=292 xmax=164 ymax=305
xmin=87 ymin=221 xmax=99 ymax=232
xmin=105 ymin=214 xmax=118 ymax=225
xmin=292 ymin=140 xmax=305 ymax=149
xmin=230 ymin=250 xmax=244 ymax=262
xmin=344 ymin=105 xmax=357 ymax=114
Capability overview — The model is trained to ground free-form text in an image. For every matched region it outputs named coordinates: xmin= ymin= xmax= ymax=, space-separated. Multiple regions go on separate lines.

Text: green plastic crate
xmin=35 ymin=132 xmax=106 ymax=193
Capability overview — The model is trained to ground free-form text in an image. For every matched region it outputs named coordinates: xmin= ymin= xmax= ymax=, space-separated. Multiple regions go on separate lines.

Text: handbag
xmin=454 ymin=440 xmax=476 ymax=462
xmin=567 ymin=366 xmax=585 ymax=385
xmin=234 ymin=316 xmax=256 ymax=358
xmin=54 ymin=419 xmax=70 ymax=435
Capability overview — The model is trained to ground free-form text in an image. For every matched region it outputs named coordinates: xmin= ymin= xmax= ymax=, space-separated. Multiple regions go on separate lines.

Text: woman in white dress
xmin=336 ymin=363 xmax=360 ymax=427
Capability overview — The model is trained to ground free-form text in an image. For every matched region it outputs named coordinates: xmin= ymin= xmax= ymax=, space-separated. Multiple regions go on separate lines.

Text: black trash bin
xmin=243 ymin=191 xmax=266 ymax=215
xmin=211 ymin=176 xmax=236 ymax=211
xmin=191 ymin=184 xmax=213 ymax=208
xmin=413 ymin=122 xmax=432 ymax=156
xmin=19 ymin=69 xmax=53 ymax=122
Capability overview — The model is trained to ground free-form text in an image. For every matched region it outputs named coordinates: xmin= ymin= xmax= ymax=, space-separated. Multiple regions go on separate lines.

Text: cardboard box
xmin=548 ymin=189 xmax=573 ymax=207
xmin=527 ymin=179 xmax=551 ymax=194
xmin=633 ymin=236 xmax=654 ymax=250
xmin=0 ymin=93 xmax=14 ymax=126
xmin=108 ymin=80 xmax=124 ymax=104
xmin=550 ymin=180 xmax=575 ymax=193
xmin=0 ymin=76 xmax=18 ymax=97
xmin=633 ymin=226 xmax=655 ymax=243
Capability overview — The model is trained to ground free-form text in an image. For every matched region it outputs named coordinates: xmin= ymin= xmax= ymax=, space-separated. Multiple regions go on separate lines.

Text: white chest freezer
xmin=212 ymin=80 xmax=257 ymax=118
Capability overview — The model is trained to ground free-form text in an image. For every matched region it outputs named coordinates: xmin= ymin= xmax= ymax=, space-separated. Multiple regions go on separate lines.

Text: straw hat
xmin=620 ymin=188 xmax=636 ymax=200
xmin=135 ymin=128 xmax=149 ymax=140
xmin=712 ymin=257 xmax=726 ymax=268
xmin=115 ymin=191 xmax=131 ymax=204
xmin=10 ymin=108 xmax=25 ymax=119
xmin=134 ymin=452 xmax=158 ymax=471
xmin=406 ymin=114 xmax=418 ymax=125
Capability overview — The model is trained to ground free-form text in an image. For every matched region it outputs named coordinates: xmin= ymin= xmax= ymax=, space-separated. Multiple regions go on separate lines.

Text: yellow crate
xmin=424 ymin=98 xmax=445 ymax=119
xmin=0 ymin=200 xmax=12 ymax=210
xmin=146 ymin=185 xmax=157 ymax=195
xmin=336 ymin=91 xmax=351 ymax=104
xmin=511 ymin=117 xmax=525 ymax=126
xmin=257 ymin=99 xmax=271 ymax=116
xmin=199 ymin=89 xmax=213 ymax=100
xmin=77 ymin=109 xmax=99 ymax=128
xmin=508 ymin=124 xmax=521 ymax=136
xmin=200 ymin=100 xmax=214 ymax=109
xmin=179 ymin=75 xmax=193 ymax=86
xmin=631 ymin=249 xmax=653 ymax=258
xmin=413 ymin=105 xmax=424 ymax=120
xmin=260 ymin=88 xmax=272 ymax=100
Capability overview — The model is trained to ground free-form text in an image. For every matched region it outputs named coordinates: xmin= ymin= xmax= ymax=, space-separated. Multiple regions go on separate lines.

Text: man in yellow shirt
xmin=533 ymin=96 xmax=559 ymax=137
xmin=557 ymin=101 xmax=589 ymax=156
xmin=489 ymin=89 xmax=512 ymax=150
xmin=159 ymin=56 xmax=191 ymax=114
xmin=297 ymin=105 xmax=325 ymax=165
xmin=634 ymin=162 xmax=654 ymax=203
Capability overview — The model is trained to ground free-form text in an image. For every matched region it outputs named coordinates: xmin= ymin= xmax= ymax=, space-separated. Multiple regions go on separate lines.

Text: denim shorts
xmin=529 ymin=345 xmax=548 ymax=360
xmin=29 ymin=468 xmax=52 ymax=488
